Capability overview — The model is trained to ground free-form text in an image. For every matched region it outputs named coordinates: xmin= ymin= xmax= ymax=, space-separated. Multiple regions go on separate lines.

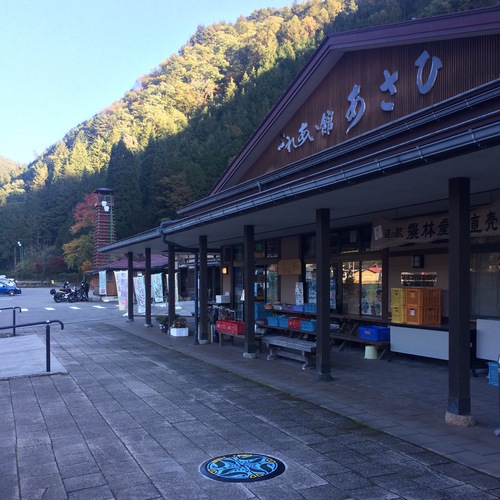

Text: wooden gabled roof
xmin=196 ymin=6 xmax=500 ymax=199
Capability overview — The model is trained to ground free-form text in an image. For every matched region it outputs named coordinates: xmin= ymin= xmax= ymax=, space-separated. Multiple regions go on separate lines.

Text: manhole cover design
xmin=199 ymin=453 xmax=286 ymax=482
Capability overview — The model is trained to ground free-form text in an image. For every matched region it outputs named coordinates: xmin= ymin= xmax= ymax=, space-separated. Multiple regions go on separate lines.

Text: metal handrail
xmin=0 ymin=307 xmax=22 ymax=336
xmin=0 ymin=320 xmax=64 ymax=372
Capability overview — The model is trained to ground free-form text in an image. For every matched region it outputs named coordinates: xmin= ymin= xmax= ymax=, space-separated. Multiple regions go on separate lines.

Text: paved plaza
xmin=0 ymin=314 xmax=500 ymax=498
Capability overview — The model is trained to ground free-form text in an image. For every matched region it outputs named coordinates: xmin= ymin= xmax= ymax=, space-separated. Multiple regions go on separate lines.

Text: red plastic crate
xmin=288 ymin=318 xmax=302 ymax=330
xmin=216 ymin=320 xmax=245 ymax=335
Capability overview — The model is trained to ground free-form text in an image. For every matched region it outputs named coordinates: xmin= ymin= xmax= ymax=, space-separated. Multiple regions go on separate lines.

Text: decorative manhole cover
xmin=199 ymin=453 xmax=286 ymax=482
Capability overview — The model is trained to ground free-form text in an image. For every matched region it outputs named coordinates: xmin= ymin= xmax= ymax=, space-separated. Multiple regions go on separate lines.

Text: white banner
xmin=133 ymin=275 xmax=146 ymax=314
xmin=151 ymin=273 xmax=164 ymax=303
xmin=165 ymin=273 xmax=180 ymax=306
xmin=114 ymin=270 xmax=128 ymax=311
xmin=99 ymin=271 xmax=107 ymax=295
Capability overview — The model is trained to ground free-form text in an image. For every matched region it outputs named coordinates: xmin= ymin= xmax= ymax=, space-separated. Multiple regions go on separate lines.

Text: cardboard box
xmin=216 ymin=294 xmax=231 ymax=304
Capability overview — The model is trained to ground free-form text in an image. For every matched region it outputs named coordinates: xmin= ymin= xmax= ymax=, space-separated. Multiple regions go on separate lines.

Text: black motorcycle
xmin=50 ymin=283 xmax=77 ymax=303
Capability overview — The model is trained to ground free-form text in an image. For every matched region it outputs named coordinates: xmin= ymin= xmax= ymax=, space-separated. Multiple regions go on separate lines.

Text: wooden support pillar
xmin=145 ymin=247 xmax=152 ymax=327
xmin=168 ymin=244 xmax=176 ymax=328
xmin=127 ymin=251 xmax=134 ymax=321
xmin=199 ymin=236 xmax=209 ymax=343
xmin=243 ymin=225 xmax=256 ymax=358
xmin=446 ymin=177 xmax=474 ymax=426
xmin=316 ymin=208 xmax=333 ymax=381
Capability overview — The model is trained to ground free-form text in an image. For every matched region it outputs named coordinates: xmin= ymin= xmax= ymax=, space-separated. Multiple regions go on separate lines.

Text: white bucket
xmin=364 ymin=345 xmax=378 ymax=360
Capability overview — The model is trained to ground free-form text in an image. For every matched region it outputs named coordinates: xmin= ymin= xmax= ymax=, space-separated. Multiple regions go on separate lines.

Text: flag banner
xmin=133 ymin=275 xmax=146 ymax=314
xmin=114 ymin=270 xmax=128 ymax=311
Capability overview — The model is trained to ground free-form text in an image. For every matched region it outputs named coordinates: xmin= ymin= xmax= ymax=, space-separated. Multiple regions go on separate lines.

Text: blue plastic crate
xmin=358 ymin=325 xmax=390 ymax=341
xmin=488 ymin=362 xmax=499 ymax=386
xmin=300 ymin=320 xmax=316 ymax=332
xmin=303 ymin=303 xmax=317 ymax=313
xmin=267 ymin=317 xmax=279 ymax=327
xmin=278 ymin=316 xmax=289 ymax=327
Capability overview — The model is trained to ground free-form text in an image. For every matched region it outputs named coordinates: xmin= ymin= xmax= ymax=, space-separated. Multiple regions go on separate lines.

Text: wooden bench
xmin=219 ymin=331 xmax=263 ymax=352
xmin=263 ymin=335 xmax=316 ymax=370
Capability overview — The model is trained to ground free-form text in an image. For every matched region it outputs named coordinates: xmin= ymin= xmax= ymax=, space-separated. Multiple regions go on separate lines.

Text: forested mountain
xmin=0 ymin=0 xmax=498 ymax=278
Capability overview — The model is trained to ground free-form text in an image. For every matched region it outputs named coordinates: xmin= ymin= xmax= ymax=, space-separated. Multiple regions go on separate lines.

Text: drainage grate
xmin=199 ymin=453 xmax=286 ymax=482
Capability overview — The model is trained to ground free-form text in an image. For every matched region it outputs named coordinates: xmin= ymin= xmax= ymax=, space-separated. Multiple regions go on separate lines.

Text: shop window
xmin=254 ymin=264 xmax=279 ymax=303
xmin=342 ymin=261 xmax=360 ymax=314
xmin=340 ymin=230 xmax=360 ymax=253
xmin=254 ymin=240 xmax=280 ymax=259
xmin=361 ymin=260 xmax=382 ymax=316
xmin=267 ymin=264 xmax=279 ymax=303
xmin=306 ymin=263 xmax=337 ymax=308
xmin=233 ymin=244 xmax=244 ymax=262
xmin=305 ymin=264 xmax=317 ymax=303
xmin=303 ymin=234 xmax=316 ymax=258
xmin=330 ymin=233 xmax=339 ymax=254
xmin=471 ymin=252 xmax=500 ymax=317
xmin=254 ymin=242 xmax=265 ymax=259
xmin=233 ymin=266 xmax=244 ymax=320
xmin=342 ymin=259 xmax=382 ymax=316
xmin=266 ymin=240 xmax=279 ymax=259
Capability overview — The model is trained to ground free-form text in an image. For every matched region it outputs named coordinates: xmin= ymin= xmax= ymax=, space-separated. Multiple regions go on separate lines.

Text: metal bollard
xmin=495 ymin=353 xmax=500 ymax=436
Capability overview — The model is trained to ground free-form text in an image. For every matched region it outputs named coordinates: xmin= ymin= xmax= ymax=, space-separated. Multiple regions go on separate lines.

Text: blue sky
xmin=0 ymin=0 xmax=293 ymax=164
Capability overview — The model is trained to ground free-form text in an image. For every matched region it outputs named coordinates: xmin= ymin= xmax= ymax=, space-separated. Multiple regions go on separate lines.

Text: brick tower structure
xmin=93 ymin=188 xmax=115 ymax=268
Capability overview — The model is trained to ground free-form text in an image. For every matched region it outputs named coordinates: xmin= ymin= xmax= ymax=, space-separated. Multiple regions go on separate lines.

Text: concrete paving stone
xmin=63 ymin=472 xmax=107 ymax=492
xmin=326 ymin=449 xmax=367 ymax=465
xmin=322 ymin=470 xmax=374 ymax=491
xmin=0 ymin=474 xmax=19 ymax=499
xmin=150 ymin=473 xmax=210 ymax=500
xmin=66 ymin=484 xmax=115 ymax=499
xmin=58 ymin=460 xmax=101 ymax=479
xmin=372 ymin=475 xmax=444 ymax=498
xmin=111 ymin=481 xmax=162 ymax=500
xmin=18 ymin=460 xmax=60 ymax=478
xmin=104 ymin=470 xmax=153 ymax=491
xmin=16 ymin=444 xmax=55 ymax=466
xmin=248 ymin=481 xmax=309 ymax=499
xmin=345 ymin=460 xmax=402 ymax=479
xmin=446 ymin=450 xmax=497 ymax=466
xmin=138 ymin=458 xmax=185 ymax=477
xmin=302 ymin=458 xmax=350 ymax=476
xmin=20 ymin=471 xmax=64 ymax=496
xmin=99 ymin=458 xmax=148 ymax=479
xmin=46 ymin=423 xmax=84 ymax=440
xmin=86 ymin=438 xmax=133 ymax=465
xmin=0 ymin=460 xmax=16 ymax=478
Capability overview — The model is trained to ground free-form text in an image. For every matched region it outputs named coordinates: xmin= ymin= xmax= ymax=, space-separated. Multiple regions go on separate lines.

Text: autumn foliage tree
xmin=63 ymin=193 xmax=95 ymax=271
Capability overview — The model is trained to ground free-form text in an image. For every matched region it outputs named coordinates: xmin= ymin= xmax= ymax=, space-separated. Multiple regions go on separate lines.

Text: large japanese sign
xmin=278 ymin=49 xmax=443 ymax=154
xmin=246 ymin=35 xmax=500 ymax=178
xmin=371 ymin=201 xmax=500 ymax=249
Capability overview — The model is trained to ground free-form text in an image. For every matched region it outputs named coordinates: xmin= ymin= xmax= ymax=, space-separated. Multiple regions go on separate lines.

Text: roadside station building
xmin=100 ymin=7 xmax=500 ymax=426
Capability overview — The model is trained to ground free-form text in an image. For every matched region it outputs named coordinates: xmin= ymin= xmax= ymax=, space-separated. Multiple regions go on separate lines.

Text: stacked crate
xmin=405 ymin=288 xmax=441 ymax=325
xmin=390 ymin=288 xmax=406 ymax=323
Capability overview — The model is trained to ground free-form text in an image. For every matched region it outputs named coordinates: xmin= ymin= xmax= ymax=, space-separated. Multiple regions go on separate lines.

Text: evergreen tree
xmin=106 ymin=139 xmax=145 ymax=238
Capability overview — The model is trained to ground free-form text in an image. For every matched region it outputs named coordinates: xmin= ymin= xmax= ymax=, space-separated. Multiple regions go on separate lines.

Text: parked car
xmin=0 ymin=281 xmax=21 ymax=296
xmin=0 ymin=275 xmax=17 ymax=286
